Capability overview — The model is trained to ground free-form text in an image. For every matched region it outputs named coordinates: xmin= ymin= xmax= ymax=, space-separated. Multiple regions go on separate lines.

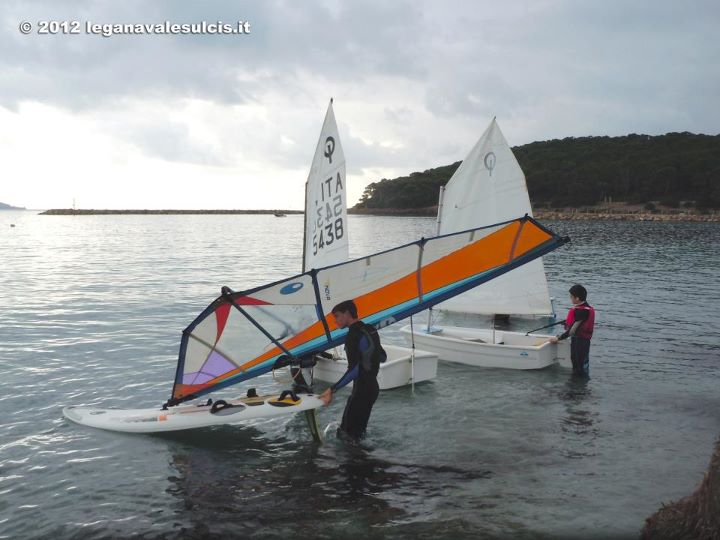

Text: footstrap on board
xmin=269 ymin=390 xmax=301 ymax=407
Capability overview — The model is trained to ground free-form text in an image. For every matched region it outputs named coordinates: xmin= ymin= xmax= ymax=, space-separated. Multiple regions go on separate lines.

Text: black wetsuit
xmin=331 ymin=321 xmax=385 ymax=440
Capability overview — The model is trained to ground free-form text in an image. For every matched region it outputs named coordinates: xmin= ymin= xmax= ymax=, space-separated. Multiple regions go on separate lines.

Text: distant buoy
xmin=10 ymin=224 xmax=15 ymax=228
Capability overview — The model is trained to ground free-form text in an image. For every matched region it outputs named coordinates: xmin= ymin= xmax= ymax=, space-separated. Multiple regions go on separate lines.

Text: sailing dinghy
xmin=64 ymin=214 xmax=568 ymax=434
xmin=399 ymin=119 xmax=571 ymax=369
xmin=300 ymin=99 xmax=438 ymax=390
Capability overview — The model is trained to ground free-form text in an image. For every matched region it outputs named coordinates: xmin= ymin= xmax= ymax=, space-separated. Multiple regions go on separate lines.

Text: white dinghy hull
xmin=313 ymin=344 xmax=438 ymax=390
xmin=399 ymin=325 xmax=570 ymax=370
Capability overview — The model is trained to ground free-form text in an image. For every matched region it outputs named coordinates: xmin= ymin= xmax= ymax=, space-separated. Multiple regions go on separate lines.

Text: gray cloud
xmin=417 ymin=0 xmax=720 ymax=138
xmin=1 ymin=0 xmax=429 ymax=110
xmin=1 ymin=0 xmax=717 ymax=172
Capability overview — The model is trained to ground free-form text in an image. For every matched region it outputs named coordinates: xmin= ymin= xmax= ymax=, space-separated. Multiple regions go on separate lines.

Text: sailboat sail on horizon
xmin=168 ymin=215 xmax=568 ymax=406
xmin=437 ymin=118 xmax=553 ymax=317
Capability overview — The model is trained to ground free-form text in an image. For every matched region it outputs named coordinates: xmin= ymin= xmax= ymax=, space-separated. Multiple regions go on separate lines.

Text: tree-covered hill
xmin=354 ymin=132 xmax=720 ymax=210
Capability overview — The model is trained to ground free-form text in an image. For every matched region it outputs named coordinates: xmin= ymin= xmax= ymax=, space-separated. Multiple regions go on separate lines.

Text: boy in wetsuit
xmin=550 ymin=284 xmax=595 ymax=377
xmin=318 ymin=300 xmax=385 ymax=440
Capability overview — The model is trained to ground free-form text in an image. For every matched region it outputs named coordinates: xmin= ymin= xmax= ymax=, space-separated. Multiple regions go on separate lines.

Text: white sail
xmin=303 ymin=99 xmax=348 ymax=271
xmin=437 ymin=118 xmax=552 ymax=316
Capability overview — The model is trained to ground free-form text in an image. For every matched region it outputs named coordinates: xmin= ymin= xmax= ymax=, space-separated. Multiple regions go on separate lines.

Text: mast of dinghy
xmin=427 ymin=185 xmax=446 ymax=332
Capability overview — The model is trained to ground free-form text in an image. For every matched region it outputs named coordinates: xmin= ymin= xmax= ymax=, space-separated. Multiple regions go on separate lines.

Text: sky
xmin=1 ymin=0 xmax=718 ymax=210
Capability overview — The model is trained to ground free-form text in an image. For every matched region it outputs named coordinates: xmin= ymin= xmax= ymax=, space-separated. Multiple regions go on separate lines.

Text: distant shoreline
xmin=37 ymin=207 xmax=720 ymax=221
xmin=350 ymin=206 xmax=720 ymax=222
xmin=534 ymin=210 xmax=720 ymax=222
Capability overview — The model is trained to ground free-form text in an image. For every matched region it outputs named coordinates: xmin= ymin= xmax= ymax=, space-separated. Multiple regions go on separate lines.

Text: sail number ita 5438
xmin=312 ymin=173 xmax=345 ymax=256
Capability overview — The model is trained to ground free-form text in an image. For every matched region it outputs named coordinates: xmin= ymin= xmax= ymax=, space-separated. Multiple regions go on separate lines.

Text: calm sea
xmin=0 ymin=211 xmax=718 ymax=539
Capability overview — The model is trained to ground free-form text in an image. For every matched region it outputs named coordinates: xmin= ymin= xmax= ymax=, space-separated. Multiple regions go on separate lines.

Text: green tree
xmin=353 ymin=132 xmax=720 ymax=210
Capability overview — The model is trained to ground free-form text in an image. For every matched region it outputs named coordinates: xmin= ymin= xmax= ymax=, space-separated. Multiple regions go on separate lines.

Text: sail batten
xmin=168 ymin=216 xmax=568 ymax=405
xmin=187 ymin=334 xmax=239 ymax=369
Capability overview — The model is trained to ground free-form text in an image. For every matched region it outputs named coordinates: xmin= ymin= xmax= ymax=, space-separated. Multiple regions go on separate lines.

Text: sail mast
xmin=427 ymin=184 xmax=446 ymax=332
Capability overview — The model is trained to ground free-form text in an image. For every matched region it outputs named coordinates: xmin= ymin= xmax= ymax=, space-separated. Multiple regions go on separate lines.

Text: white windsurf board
xmin=63 ymin=392 xmax=323 ymax=433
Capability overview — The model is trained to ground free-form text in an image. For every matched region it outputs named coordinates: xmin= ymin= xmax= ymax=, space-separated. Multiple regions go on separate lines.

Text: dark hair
xmin=569 ymin=284 xmax=587 ymax=301
xmin=331 ymin=300 xmax=358 ymax=318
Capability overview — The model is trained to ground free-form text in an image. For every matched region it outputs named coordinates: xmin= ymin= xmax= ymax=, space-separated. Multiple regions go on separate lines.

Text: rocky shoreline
xmin=349 ymin=206 xmax=720 ymax=222
xmin=642 ymin=438 xmax=720 ymax=538
xmin=534 ymin=210 xmax=720 ymax=222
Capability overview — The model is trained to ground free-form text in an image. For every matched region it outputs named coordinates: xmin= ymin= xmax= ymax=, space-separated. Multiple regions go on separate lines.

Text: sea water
xmin=0 ymin=211 xmax=718 ymax=539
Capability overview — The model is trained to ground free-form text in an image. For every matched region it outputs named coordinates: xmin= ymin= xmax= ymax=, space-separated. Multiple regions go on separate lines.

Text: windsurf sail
xmin=302 ymin=98 xmax=348 ymax=272
xmin=167 ymin=215 xmax=569 ymax=406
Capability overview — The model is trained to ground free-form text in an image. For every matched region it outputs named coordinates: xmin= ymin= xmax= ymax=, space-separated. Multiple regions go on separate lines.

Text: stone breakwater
xmin=39 ymin=209 xmax=303 ymax=215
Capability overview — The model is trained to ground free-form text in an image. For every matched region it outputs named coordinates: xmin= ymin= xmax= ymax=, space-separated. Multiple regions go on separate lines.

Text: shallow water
xmin=0 ymin=211 xmax=718 ymax=539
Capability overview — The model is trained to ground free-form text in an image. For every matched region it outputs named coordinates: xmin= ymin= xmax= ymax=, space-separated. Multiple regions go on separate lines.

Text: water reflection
xmin=4 ymin=216 xmax=719 ymax=538
xmin=162 ymin=429 xmax=398 ymax=537
xmin=162 ymin=426 xmax=492 ymax=538
xmin=557 ymin=376 xmax=599 ymax=459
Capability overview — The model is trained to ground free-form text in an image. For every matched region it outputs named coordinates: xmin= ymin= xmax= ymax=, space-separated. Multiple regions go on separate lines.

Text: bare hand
xmin=319 ymin=388 xmax=333 ymax=406
xmin=548 ymin=337 xmax=558 ymax=344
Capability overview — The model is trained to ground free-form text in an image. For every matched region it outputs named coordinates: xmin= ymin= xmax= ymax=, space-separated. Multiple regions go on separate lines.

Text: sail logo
xmin=376 ymin=316 xmax=396 ymax=329
xmin=484 ymin=152 xmax=496 ymax=176
xmin=280 ymin=282 xmax=304 ymax=295
xmin=324 ymin=136 xmax=335 ymax=164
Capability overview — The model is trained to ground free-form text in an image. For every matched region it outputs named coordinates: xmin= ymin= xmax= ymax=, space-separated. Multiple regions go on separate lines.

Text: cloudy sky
xmin=1 ymin=0 xmax=718 ymax=210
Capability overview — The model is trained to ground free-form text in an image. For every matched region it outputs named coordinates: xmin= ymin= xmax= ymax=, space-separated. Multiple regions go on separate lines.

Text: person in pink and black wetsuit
xmin=550 ymin=284 xmax=595 ymax=377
